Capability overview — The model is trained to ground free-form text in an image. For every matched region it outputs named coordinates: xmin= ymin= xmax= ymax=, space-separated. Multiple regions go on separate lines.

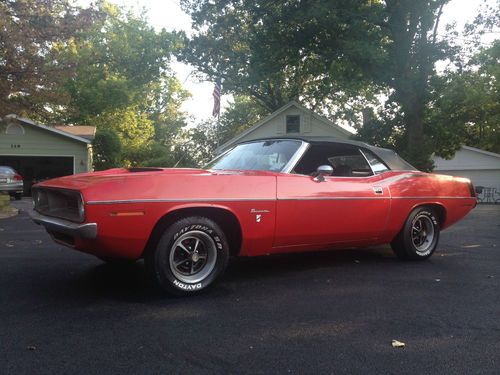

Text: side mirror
xmin=313 ymin=165 xmax=333 ymax=182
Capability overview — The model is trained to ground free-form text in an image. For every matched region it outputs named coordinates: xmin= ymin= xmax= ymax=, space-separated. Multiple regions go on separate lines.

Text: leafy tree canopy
xmin=0 ymin=0 xmax=99 ymax=120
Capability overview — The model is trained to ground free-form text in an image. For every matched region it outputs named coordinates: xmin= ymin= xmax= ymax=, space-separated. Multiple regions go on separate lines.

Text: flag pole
xmin=212 ymin=78 xmax=222 ymax=149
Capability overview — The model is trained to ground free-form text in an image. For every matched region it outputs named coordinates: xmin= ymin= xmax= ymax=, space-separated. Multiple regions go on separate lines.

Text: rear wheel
xmin=391 ymin=207 xmax=440 ymax=260
xmin=146 ymin=216 xmax=229 ymax=296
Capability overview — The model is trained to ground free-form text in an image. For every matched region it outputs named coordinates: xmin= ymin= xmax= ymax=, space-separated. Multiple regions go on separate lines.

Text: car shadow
xmin=56 ymin=246 xmax=399 ymax=303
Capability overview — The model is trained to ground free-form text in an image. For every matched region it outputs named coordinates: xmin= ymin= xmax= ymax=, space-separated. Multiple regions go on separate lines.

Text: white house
xmin=432 ymin=146 xmax=500 ymax=190
xmin=217 ymin=101 xmax=352 ymax=153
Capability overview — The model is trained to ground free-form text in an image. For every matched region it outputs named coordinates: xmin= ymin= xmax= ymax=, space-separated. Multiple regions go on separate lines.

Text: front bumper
xmin=31 ymin=211 xmax=97 ymax=240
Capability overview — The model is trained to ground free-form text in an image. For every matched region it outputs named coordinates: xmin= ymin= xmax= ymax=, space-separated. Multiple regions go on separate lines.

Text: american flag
xmin=212 ymin=78 xmax=221 ymax=118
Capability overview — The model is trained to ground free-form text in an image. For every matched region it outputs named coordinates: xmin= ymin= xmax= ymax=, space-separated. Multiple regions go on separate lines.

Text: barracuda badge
xmin=251 ymin=208 xmax=269 ymax=223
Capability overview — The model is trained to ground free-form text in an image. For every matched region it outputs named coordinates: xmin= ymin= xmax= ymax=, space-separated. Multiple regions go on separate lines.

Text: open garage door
xmin=0 ymin=155 xmax=74 ymax=196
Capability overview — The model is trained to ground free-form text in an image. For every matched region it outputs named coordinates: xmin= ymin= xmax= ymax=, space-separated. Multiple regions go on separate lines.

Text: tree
xmin=426 ymin=41 xmax=500 ymax=155
xmin=53 ymin=2 xmax=190 ymax=168
xmin=92 ymin=128 xmax=122 ymax=170
xmin=0 ymin=0 xmax=98 ymax=120
xmin=181 ymin=0 xmax=477 ymax=170
xmin=180 ymin=0 xmax=384 ymax=117
xmin=380 ymin=0 xmax=452 ymax=170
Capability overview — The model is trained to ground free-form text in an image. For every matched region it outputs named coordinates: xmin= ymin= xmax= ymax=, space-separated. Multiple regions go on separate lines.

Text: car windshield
xmin=207 ymin=140 xmax=303 ymax=172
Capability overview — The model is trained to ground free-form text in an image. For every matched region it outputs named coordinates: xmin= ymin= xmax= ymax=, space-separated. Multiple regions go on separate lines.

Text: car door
xmin=273 ymin=143 xmax=391 ymax=248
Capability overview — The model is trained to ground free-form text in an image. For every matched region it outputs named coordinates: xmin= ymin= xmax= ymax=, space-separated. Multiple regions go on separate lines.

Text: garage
xmin=433 ymin=145 xmax=500 ymax=202
xmin=0 ymin=115 xmax=95 ymax=196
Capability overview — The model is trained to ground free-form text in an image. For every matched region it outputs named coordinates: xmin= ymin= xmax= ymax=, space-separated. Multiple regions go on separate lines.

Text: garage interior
xmin=0 ymin=155 xmax=73 ymax=196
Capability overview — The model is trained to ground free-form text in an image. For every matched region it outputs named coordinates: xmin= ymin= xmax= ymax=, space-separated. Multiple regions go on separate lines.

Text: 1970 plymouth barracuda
xmin=32 ymin=137 xmax=477 ymax=295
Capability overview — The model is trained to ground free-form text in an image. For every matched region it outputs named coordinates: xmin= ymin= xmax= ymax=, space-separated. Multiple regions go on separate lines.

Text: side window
xmin=360 ymin=149 xmax=390 ymax=174
xmin=293 ymin=143 xmax=373 ymax=177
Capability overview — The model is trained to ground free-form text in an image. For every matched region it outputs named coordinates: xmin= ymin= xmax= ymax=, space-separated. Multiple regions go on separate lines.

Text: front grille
xmin=33 ymin=188 xmax=85 ymax=223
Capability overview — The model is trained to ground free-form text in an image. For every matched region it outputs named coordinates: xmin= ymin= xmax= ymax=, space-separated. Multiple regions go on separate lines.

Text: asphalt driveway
xmin=0 ymin=200 xmax=499 ymax=374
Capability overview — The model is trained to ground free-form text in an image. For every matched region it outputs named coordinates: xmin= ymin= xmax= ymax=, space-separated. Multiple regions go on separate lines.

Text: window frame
xmin=358 ymin=148 xmax=390 ymax=175
xmin=285 ymin=115 xmax=301 ymax=134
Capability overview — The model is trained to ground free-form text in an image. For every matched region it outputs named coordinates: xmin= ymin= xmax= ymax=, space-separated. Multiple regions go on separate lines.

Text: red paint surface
xmin=37 ymin=168 xmax=476 ymax=260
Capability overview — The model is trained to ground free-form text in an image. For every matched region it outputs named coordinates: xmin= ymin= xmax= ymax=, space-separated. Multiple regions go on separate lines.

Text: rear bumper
xmin=31 ymin=211 xmax=97 ymax=240
xmin=0 ymin=182 xmax=23 ymax=193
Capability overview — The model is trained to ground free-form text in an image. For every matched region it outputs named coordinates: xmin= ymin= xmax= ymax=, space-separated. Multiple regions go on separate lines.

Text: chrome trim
xmin=31 ymin=211 xmax=97 ymax=239
xmin=391 ymin=196 xmax=474 ymax=200
xmin=282 ymin=141 xmax=310 ymax=173
xmin=278 ymin=197 xmax=390 ymax=201
xmin=358 ymin=148 xmax=376 ymax=175
xmin=206 ymin=139 xmax=308 ymax=174
xmin=86 ymin=195 xmax=474 ymax=205
xmin=87 ymin=198 xmax=276 ymax=205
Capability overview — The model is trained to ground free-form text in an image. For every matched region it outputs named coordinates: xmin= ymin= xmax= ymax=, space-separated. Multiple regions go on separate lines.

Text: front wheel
xmin=391 ymin=207 xmax=440 ymax=260
xmin=146 ymin=216 xmax=229 ymax=296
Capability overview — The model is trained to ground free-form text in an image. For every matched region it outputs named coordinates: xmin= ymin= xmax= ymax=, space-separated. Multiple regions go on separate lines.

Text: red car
xmin=32 ymin=137 xmax=476 ymax=295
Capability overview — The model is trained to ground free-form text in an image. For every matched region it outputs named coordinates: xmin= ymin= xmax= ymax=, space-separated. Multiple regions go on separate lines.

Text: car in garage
xmin=31 ymin=137 xmax=477 ymax=295
xmin=0 ymin=166 xmax=24 ymax=200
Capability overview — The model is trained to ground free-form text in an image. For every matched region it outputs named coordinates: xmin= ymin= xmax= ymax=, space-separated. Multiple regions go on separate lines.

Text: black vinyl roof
xmin=241 ymin=136 xmax=418 ymax=171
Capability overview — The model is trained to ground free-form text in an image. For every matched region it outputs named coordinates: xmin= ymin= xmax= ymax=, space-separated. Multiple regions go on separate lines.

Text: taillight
xmin=14 ymin=174 xmax=23 ymax=181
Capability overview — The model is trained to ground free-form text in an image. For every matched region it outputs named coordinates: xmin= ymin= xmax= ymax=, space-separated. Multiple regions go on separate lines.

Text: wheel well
xmin=142 ymin=207 xmax=243 ymax=258
xmin=421 ymin=204 xmax=446 ymax=227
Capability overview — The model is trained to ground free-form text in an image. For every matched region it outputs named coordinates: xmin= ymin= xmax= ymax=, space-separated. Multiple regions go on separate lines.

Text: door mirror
xmin=317 ymin=165 xmax=333 ymax=176
xmin=313 ymin=165 xmax=333 ymax=182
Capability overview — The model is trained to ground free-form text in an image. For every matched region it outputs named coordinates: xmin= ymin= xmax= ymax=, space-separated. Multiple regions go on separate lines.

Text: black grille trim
xmin=32 ymin=187 xmax=85 ymax=223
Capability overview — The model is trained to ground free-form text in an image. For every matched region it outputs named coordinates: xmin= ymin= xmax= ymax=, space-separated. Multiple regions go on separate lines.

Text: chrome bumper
xmin=31 ymin=211 xmax=97 ymax=239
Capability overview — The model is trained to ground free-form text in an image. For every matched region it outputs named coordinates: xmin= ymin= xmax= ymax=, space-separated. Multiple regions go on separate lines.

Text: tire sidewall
xmin=153 ymin=217 xmax=229 ymax=295
xmin=404 ymin=208 xmax=440 ymax=259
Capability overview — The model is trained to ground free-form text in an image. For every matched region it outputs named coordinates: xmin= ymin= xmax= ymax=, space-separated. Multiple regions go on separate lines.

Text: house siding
xmin=0 ymin=122 xmax=91 ymax=174
xmin=433 ymin=147 xmax=500 ymax=190
xmin=223 ymin=104 xmax=349 ymax=151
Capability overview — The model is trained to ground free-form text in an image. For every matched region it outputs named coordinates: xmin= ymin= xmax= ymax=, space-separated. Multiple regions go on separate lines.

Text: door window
xmin=293 ymin=143 xmax=373 ymax=177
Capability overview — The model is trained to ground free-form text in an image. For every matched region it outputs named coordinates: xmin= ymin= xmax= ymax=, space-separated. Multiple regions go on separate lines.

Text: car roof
xmin=240 ymin=136 xmax=418 ymax=171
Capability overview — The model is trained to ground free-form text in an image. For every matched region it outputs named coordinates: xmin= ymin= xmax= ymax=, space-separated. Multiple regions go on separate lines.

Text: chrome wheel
xmin=169 ymin=231 xmax=217 ymax=284
xmin=411 ymin=214 xmax=435 ymax=255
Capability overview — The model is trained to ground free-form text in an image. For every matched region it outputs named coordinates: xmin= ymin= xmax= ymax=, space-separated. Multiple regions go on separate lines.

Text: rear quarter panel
xmin=380 ymin=172 xmax=476 ymax=243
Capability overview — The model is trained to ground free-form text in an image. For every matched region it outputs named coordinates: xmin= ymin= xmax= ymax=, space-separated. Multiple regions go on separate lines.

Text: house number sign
xmin=10 ymin=144 xmax=21 ymax=148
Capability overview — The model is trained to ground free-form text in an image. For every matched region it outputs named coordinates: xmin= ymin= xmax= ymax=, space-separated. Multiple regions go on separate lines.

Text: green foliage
xmin=0 ymin=0 xmax=99 ymax=120
xmin=182 ymin=0 xmax=481 ymax=171
xmin=180 ymin=0 xmax=384 ymax=119
xmin=51 ymin=1 xmax=190 ymax=169
xmin=92 ymin=128 xmax=122 ymax=170
xmin=427 ymin=41 xmax=500 ymax=156
xmin=56 ymin=2 xmax=183 ymax=124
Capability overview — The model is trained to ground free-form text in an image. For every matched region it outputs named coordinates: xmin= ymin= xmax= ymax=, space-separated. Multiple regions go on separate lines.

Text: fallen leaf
xmin=392 ymin=340 xmax=405 ymax=348
xmin=33 ymin=240 xmax=43 ymax=245
xmin=435 ymin=279 xmax=441 ymax=282
xmin=354 ymin=260 xmax=360 ymax=264
xmin=487 ymin=275 xmax=494 ymax=279
xmin=26 ymin=346 xmax=36 ymax=351
xmin=462 ymin=244 xmax=480 ymax=248
xmin=4 ymin=242 xmax=14 ymax=248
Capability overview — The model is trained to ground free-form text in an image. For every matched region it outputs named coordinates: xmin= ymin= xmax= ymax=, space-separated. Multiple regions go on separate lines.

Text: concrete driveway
xmin=0 ymin=199 xmax=499 ymax=374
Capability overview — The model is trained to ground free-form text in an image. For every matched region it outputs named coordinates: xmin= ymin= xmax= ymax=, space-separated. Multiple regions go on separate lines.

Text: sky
xmin=79 ymin=0 xmax=497 ymax=123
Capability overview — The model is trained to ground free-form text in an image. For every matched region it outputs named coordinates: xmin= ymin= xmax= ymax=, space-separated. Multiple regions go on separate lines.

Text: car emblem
xmin=256 ymin=214 xmax=262 ymax=223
